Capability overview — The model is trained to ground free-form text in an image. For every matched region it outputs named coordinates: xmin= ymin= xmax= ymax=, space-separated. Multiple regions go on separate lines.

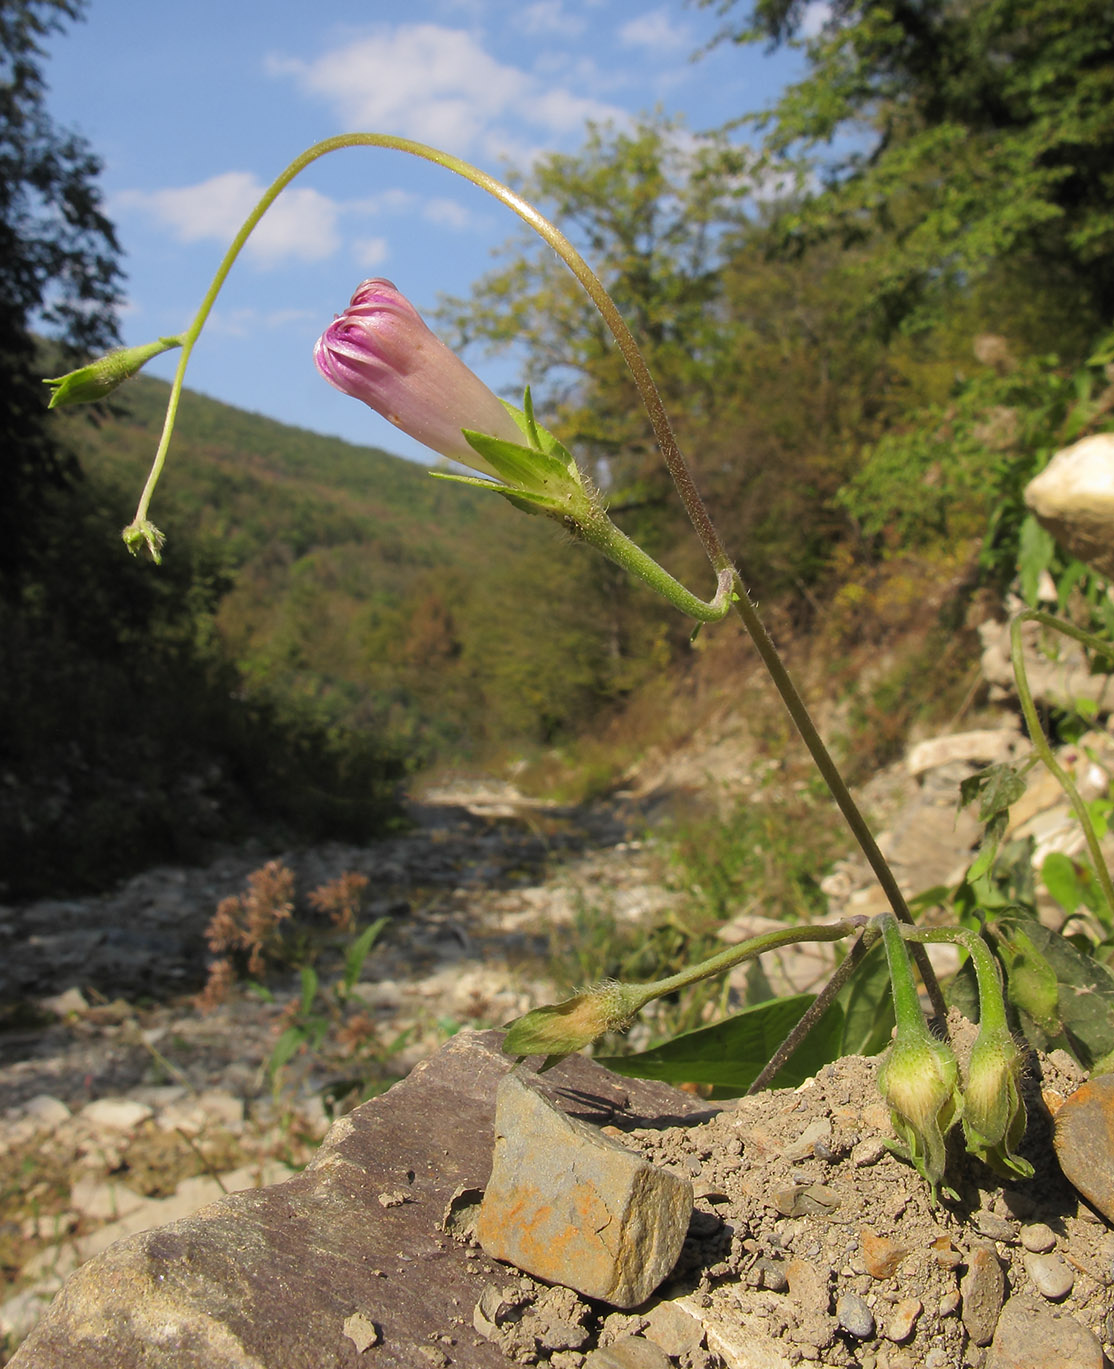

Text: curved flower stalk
xmin=905 ymin=925 xmax=1033 ymax=1180
xmin=504 ymin=919 xmax=864 ymax=1069
xmin=47 ymin=130 xmax=944 ymax=1017
xmin=875 ymin=916 xmax=961 ymax=1199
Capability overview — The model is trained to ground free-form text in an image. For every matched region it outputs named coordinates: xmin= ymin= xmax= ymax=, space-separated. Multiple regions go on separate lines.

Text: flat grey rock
xmin=476 ymin=1070 xmax=692 ymax=1307
xmin=9 ymin=1031 xmax=710 ymax=1369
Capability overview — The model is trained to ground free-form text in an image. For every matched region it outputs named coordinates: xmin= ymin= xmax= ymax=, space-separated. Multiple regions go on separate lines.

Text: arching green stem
xmin=1010 ymin=609 xmax=1114 ymax=925
xmin=122 ymin=133 xmax=944 ymax=1022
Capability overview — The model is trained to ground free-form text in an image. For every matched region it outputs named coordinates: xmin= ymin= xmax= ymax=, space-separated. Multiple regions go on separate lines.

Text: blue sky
xmin=44 ymin=0 xmax=817 ymax=465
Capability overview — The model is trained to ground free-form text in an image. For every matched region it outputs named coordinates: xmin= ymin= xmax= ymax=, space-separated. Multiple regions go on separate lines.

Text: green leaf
xmin=596 ymin=993 xmax=844 ymax=1096
xmin=1018 ymin=515 xmax=1055 ymax=606
xmin=267 ymin=1026 xmax=305 ymax=1078
xmin=1041 ymin=852 xmax=1083 ymax=914
xmin=836 ymin=943 xmax=895 ymax=1057
xmin=995 ymin=916 xmax=1114 ymax=1067
xmin=344 ymin=917 xmax=388 ymax=992
xmin=461 ymin=431 xmax=572 ymax=492
xmin=299 ymin=965 xmax=318 ymax=1016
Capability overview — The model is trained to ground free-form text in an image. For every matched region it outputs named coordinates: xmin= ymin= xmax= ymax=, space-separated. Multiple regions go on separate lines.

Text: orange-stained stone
xmin=1052 ymin=1074 xmax=1114 ymax=1224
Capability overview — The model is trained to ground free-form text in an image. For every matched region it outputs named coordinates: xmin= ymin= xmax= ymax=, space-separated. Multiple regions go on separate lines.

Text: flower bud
xmin=502 ymin=981 xmax=640 ymax=1064
xmin=877 ymin=1027 xmax=961 ymax=1196
xmin=961 ymin=1027 xmax=1033 ymax=1179
xmin=44 ymin=336 xmax=182 ymax=408
xmin=314 ymin=279 xmax=524 ymax=474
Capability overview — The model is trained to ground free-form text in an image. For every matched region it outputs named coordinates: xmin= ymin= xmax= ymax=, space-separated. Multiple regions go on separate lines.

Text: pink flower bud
xmin=314 ymin=279 xmax=522 ymax=474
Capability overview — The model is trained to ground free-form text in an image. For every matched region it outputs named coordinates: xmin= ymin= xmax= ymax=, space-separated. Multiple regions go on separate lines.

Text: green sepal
xmin=44 ymin=336 xmax=182 ymax=408
xmin=428 ymin=470 xmax=567 ymax=515
xmin=960 ymin=1026 xmax=1034 ymax=1179
xmin=501 ymin=388 xmax=573 ymax=464
xmin=461 ymin=430 xmax=576 ymax=493
xmin=121 ymin=518 xmax=166 ymax=564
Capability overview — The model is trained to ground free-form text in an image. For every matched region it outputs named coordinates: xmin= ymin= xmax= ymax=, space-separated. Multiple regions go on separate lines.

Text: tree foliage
xmin=707 ymin=0 xmax=1114 ymax=335
xmin=0 ymin=0 xmax=122 ymax=575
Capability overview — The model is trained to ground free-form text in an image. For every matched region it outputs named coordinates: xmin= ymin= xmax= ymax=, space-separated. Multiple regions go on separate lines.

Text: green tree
xmin=706 ymin=0 xmax=1114 ymax=338
xmin=0 ymin=0 xmax=122 ymax=576
xmin=439 ymin=117 xmax=748 ymax=536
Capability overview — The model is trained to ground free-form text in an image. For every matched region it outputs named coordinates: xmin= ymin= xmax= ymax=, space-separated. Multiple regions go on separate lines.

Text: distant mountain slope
xmin=59 ymin=375 xmax=640 ymax=769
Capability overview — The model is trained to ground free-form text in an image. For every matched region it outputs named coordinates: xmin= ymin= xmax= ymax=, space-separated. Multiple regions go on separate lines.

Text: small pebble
xmin=960 ymin=1243 xmax=1006 ymax=1346
xmin=974 ymin=1211 xmax=1016 ymax=1243
xmin=860 ymin=1230 xmax=910 ymax=1280
xmin=938 ymin=1290 xmax=961 ymax=1318
xmin=837 ymin=1292 xmax=875 ymax=1339
xmin=851 ymin=1138 xmax=886 ymax=1167
xmin=884 ymin=1297 xmax=921 ymax=1343
xmin=1024 ymin=1252 xmax=1074 ymax=1302
xmin=1020 ymin=1223 xmax=1056 ymax=1254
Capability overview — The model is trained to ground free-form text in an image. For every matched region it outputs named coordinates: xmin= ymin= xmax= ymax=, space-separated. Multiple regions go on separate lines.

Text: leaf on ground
xmin=596 ymin=993 xmax=844 ymax=1096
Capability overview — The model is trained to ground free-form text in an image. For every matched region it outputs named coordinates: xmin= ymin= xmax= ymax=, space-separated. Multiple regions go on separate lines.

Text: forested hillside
xmin=4 ymin=0 xmax=1112 ymax=900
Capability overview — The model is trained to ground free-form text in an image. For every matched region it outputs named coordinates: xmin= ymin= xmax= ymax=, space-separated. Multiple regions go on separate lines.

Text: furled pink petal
xmin=314 ymin=279 xmax=522 ymax=474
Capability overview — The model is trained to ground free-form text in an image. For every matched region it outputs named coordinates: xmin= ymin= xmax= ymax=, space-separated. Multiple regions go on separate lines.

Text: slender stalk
xmin=747 ymin=926 xmax=878 ymax=1094
xmin=628 ymin=918 xmax=863 ymax=1011
xmin=901 ymin=925 xmax=1004 ymax=1028
xmin=123 ymin=132 xmax=945 ymax=1022
xmin=1010 ymin=610 xmax=1114 ymax=924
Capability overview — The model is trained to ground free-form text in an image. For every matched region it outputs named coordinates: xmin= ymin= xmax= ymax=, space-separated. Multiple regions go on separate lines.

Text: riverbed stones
xmin=986 ymin=1295 xmax=1106 ymax=1369
xmin=475 ymin=1069 xmax=693 ymax=1308
xmin=1052 ymin=1073 xmax=1114 ymax=1223
xmin=960 ymin=1242 xmax=1006 ymax=1346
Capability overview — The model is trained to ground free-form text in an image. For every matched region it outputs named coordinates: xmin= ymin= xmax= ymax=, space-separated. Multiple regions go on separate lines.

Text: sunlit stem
xmin=578 ymin=512 xmax=735 ymax=622
xmin=877 ymin=914 xmax=933 ymax=1033
xmin=622 ymin=918 xmax=865 ymax=1016
xmin=901 ymin=925 xmax=1007 ymax=1032
xmin=748 ymin=924 xmax=880 ymax=1095
xmin=1010 ymin=609 xmax=1114 ymax=926
xmin=123 ymin=133 xmax=945 ymax=1024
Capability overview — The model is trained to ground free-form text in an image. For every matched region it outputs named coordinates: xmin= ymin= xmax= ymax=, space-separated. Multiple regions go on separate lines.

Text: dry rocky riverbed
xmin=1 ymin=714 xmax=1113 ymax=1366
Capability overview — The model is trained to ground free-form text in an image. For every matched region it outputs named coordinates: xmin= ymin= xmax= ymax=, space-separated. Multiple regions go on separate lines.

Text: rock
xmin=475 ymin=1069 xmax=693 ymax=1309
xmin=785 ymin=1258 xmax=831 ymax=1316
xmin=906 ymin=729 xmax=1018 ymax=777
xmin=585 ymin=1336 xmax=671 ymax=1369
xmin=974 ymin=1211 xmax=1017 ymax=1243
xmin=836 ymin=1291 xmax=874 ymax=1339
xmin=39 ymin=988 xmax=88 ymax=1018
xmin=961 ymin=1242 xmax=1006 ymax=1346
xmin=21 ymin=1095 xmax=71 ymax=1129
xmin=642 ymin=1300 xmax=704 ymax=1357
xmin=1025 ymin=433 xmax=1114 ymax=578
xmin=883 ymin=1297 xmax=922 ymax=1343
xmin=1052 ymin=1074 xmax=1114 ymax=1222
xmin=1023 ymin=1253 xmax=1074 ymax=1301
xmin=78 ymin=1098 xmax=153 ymax=1132
xmin=859 ymin=1230 xmax=910 ymax=1279
xmin=9 ymin=1032 xmax=709 ymax=1369
xmin=1019 ymin=1223 xmax=1057 ymax=1254
xmin=986 ymin=1295 xmax=1105 ymax=1369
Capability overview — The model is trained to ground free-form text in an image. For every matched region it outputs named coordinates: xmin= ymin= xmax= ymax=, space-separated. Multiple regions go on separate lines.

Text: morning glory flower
xmin=314 ymin=278 xmax=522 ymax=474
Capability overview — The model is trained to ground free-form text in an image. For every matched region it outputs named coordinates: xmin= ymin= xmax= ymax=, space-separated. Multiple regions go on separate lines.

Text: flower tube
xmin=314 ymin=278 xmax=523 ymax=474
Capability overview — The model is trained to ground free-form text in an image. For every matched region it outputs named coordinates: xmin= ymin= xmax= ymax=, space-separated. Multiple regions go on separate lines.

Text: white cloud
xmin=513 ymin=1 xmax=586 ymax=38
xmin=267 ymin=24 xmax=624 ymax=160
xmin=206 ymin=306 xmax=318 ymax=338
xmin=422 ymin=198 xmax=474 ymax=230
xmin=115 ymin=172 xmax=341 ymax=266
xmin=799 ymin=1 xmax=833 ymax=38
xmin=618 ymin=8 xmax=689 ymax=52
xmin=352 ymin=236 xmax=390 ymax=268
